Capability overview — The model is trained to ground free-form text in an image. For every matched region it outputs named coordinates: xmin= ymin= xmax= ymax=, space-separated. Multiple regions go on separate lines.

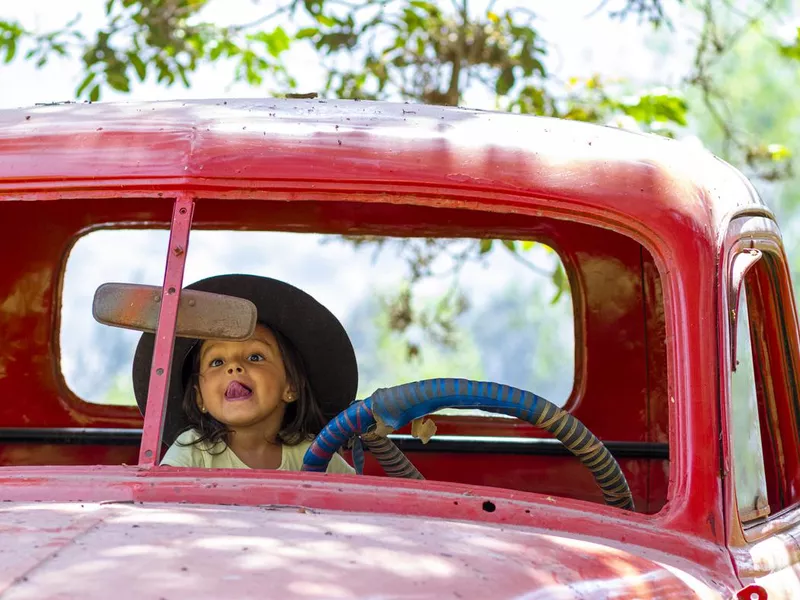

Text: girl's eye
xmin=209 ymin=358 xmax=223 ymax=368
xmin=248 ymin=353 xmax=264 ymax=362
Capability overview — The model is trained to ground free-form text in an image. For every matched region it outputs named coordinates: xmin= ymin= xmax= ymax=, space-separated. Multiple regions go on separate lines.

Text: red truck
xmin=0 ymin=97 xmax=794 ymax=599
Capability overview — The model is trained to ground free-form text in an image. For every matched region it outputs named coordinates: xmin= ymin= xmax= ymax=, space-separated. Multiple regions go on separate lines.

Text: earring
xmin=285 ymin=393 xmax=295 ymax=402
xmin=200 ymin=406 xmax=207 ymax=413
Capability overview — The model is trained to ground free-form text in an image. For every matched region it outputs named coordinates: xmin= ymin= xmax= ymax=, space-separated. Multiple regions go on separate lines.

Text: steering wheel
xmin=303 ymin=378 xmax=635 ymax=511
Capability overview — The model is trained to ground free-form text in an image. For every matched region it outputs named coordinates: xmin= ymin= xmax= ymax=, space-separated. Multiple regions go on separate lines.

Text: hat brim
xmin=131 ymin=274 xmax=358 ymax=446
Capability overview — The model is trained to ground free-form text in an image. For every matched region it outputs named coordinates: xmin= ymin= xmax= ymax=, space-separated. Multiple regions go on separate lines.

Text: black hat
xmin=131 ymin=274 xmax=358 ymax=446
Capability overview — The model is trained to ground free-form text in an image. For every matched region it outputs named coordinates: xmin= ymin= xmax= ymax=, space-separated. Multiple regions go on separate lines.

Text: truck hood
xmin=0 ymin=501 xmax=723 ymax=599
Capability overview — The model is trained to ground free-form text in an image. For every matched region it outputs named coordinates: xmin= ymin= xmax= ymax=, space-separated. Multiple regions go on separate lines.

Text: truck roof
xmin=0 ymin=97 xmax=769 ymax=246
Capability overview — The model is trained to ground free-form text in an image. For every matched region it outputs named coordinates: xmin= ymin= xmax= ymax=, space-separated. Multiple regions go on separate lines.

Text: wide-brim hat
xmin=131 ymin=274 xmax=358 ymax=446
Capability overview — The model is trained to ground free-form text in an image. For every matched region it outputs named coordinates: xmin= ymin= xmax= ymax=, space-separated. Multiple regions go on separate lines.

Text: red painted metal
xmin=138 ymin=195 xmax=194 ymax=466
xmin=0 ymin=496 xmax=732 ymax=599
xmin=0 ymin=98 xmax=791 ymax=596
xmin=719 ymin=218 xmax=800 ymax=598
xmin=0 ymin=197 xmax=672 ymax=509
xmin=0 ymin=466 xmax=734 ymax=569
xmin=736 ymin=585 xmax=768 ymax=600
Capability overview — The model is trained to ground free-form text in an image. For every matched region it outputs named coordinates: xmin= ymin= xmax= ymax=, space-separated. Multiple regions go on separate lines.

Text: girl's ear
xmin=283 ymin=386 xmax=297 ymax=404
xmin=194 ymin=385 xmax=207 ymax=413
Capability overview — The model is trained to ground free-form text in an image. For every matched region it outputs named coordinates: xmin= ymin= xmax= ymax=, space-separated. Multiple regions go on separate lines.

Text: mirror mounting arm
xmin=729 ymin=247 xmax=762 ymax=371
xmin=138 ymin=194 xmax=195 ymax=467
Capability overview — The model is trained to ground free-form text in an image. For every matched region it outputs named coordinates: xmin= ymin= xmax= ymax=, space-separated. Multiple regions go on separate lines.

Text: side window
xmin=730 ymin=248 xmax=800 ymax=526
xmin=731 ymin=283 xmax=770 ymax=522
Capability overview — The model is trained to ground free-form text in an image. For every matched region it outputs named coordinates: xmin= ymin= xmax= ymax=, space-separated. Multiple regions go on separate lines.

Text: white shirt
xmin=161 ymin=429 xmax=355 ymax=474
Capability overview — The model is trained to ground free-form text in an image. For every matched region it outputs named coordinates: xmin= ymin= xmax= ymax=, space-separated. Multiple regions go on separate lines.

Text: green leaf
xmin=617 ymin=92 xmax=688 ymax=127
xmin=76 ymin=71 xmax=96 ymax=97
xmin=502 ymin=239 xmax=516 ymax=251
xmin=176 ymin=63 xmax=190 ymax=87
xmin=128 ymin=52 xmax=146 ymax=81
xmin=515 ymin=86 xmax=546 ymax=114
xmin=89 ymin=83 xmax=100 ymax=102
xmin=780 ymin=43 xmax=800 ymax=60
xmin=3 ymin=37 xmax=15 ymax=63
xmin=551 ymin=264 xmax=567 ymax=304
xmin=267 ymin=26 xmax=291 ymax=57
xmin=521 ymin=241 xmax=536 ymax=251
xmin=767 ymin=144 xmax=792 ymax=161
xmin=410 ymin=0 xmax=436 ymax=12
xmin=479 ymin=239 xmax=493 ymax=254
xmin=296 ymin=27 xmax=319 ymax=40
xmin=317 ymin=32 xmax=356 ymax=51
xmin=563 ymin=105 xmax=599 ymax=123
xmin=779 ymin=29 xmax=800 ymax=60
xmin=519 ymin=52 xmax=545 ymax=77
xmin=209 ymin=43 xmax=224 ymax=61
xmin=496 ymin=66 xmax=515 ymax=96
xmin=402 ymin=8 xmax=422 ymax=30
xmin=315 ymin=14 xmax=337 ymax=27
xmin=106 ymin=69 xmax=130 ymax=92
xmin=303 ymin=0 xmax=324 ymax=15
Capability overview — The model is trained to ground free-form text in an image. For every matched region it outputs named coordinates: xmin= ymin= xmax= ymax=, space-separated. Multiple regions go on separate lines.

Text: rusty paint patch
xmin=579 ymin=255 xmax=641 ymax=325
xmin=0 ymin=270 xmax=52 ymax=317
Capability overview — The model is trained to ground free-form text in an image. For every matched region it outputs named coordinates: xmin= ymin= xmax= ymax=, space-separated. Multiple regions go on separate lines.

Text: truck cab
xmin=0 ymin=97 xmax=796 ymax=598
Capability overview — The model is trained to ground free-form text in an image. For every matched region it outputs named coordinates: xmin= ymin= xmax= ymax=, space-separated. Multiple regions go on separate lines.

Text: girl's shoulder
xmin=161 ymin=429 xmax=205 ymax=467
xmin=161 ymin=429 xmax=227 ymax=468
xmin=174 ymin=429 xmax=202 ymax=445
xmin=175 ymin=429 xmax=227 ymax=455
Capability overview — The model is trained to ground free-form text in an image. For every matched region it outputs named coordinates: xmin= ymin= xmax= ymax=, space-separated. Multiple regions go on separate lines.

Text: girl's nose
xmin=227 ymin=364 xmax=244 ymax=374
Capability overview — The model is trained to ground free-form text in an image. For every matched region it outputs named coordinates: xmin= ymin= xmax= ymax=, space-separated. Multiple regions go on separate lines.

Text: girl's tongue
xmin=225 ymin=381 xmax=252 ymax=400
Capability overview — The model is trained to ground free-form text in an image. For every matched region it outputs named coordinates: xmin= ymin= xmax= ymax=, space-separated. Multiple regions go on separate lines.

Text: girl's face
xmin=195 ymin=324 xmax=295 ymax=432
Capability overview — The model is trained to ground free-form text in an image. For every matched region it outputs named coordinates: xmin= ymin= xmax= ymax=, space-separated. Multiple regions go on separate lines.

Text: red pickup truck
xmin=0 ymin=97 xmax=794 ymax=599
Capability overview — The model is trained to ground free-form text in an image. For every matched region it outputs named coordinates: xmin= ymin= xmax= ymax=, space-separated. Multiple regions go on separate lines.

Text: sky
xmin=1 ymin=0 xmax=693 ymax=405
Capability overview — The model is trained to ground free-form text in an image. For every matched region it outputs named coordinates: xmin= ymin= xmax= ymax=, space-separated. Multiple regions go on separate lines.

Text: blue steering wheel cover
xmin=376 ymin=379 xmax=541 ymax=428
xmin=303 ymin=379 xmax=543 ymax=472
xmin=303 ymin=400 xmax=376 ymax=471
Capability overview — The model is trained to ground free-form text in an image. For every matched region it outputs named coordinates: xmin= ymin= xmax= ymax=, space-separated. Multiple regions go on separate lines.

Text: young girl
xmin=130 ymin=274 xmax=357 ymax=474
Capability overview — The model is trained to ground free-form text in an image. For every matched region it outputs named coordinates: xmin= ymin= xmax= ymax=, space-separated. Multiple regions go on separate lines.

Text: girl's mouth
xmin=225 ymin=381 xmax=253 ymax=401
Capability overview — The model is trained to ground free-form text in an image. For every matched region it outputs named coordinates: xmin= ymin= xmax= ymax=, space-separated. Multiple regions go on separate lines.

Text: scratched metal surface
xmin=0 ymin=97 xmax=767 ymax=230
xmin=0 ymin=501 xmax=727 ymax=599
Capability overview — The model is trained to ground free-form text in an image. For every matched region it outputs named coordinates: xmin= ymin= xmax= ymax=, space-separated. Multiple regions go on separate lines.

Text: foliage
xmin=780 ymin=27 xmax=800 ymax=60
xmin=349 ymin=274 xmax=574 ymax=405
xmin=684 ymin=11 xmax=800 ymax=284
xmin=1 ymin=0 xmax=296 ymax=101
xmin=679 ymin=0 xmax=795 ymax=181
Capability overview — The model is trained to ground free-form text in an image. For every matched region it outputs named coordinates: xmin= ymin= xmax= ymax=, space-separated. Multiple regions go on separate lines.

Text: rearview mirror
xmin=92 ymin=283 xmax=257 ymax=340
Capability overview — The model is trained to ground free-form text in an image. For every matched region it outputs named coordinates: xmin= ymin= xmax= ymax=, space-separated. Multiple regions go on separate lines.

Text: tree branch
xmin=503 ymin=245 xmax=554 ymax=278
xmin=229 ymin=3 xmax=293 ymax=32
xmin=585 ymin=0 xmax=611 ymax=19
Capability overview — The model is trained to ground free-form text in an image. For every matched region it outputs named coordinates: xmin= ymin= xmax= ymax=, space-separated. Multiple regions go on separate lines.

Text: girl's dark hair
xmin=179 ymin=324 xmax=327 ymax=452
